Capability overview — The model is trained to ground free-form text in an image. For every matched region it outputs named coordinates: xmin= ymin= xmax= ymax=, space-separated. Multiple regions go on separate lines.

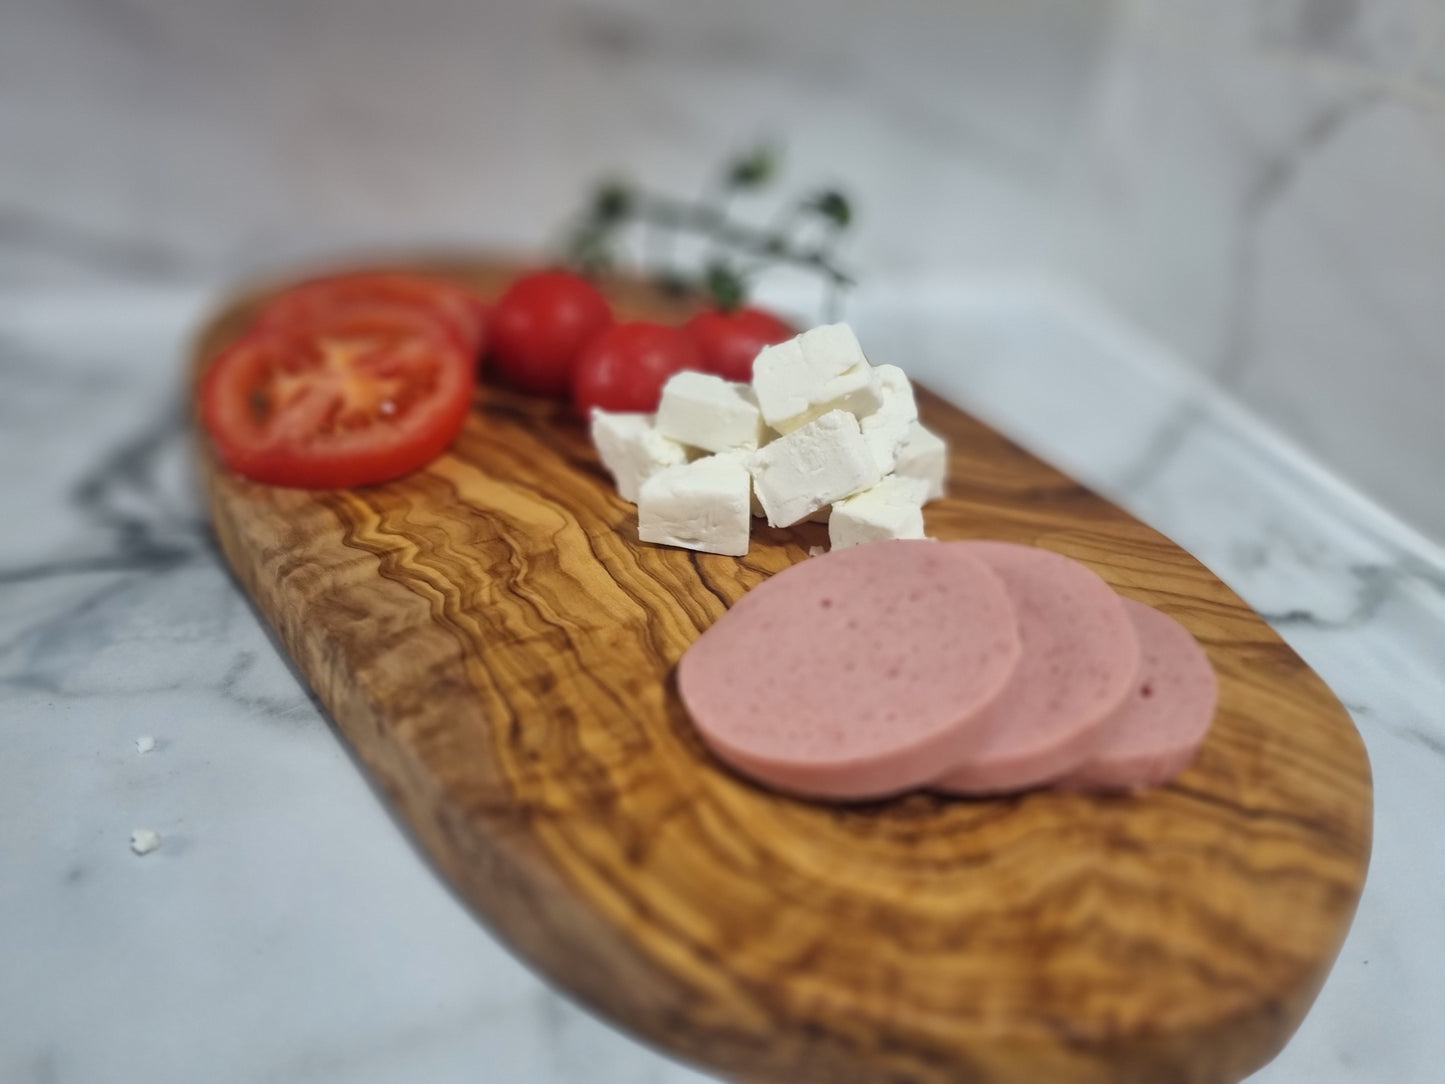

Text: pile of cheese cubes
xmin=590 ymin=324 xmax=947 ymax=557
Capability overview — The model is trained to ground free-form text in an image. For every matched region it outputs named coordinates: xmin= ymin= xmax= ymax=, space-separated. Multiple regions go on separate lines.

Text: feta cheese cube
xmin=711 ymin=449 xmax=766 ymax=518
xmin=895 ymin=421 xmax=948 ymax=501
xmin=751 ymin=323 xmax=883 ymax=434
xmin=638 ymin=454 xmax=752 ymax=557
xmin=656 ymin=371 xmax=767 ymax=453
xmin=748 ymin=409 xmax=882 ymax=527
xmin=590 ymin=409 xmax=689 ymax=503
xmin=858 ymin=364 xmax=919 ymax=475
xmin=829 ymin=475 xmax=930 ymax=549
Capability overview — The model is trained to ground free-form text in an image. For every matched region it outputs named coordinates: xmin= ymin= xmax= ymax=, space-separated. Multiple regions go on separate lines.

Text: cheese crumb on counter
xmin=130 ymin=828 xmax=160 ymax=856
xmin=749 ymin=410 xmax=881 ymax=527
xmin=135 ymin=735 xmax=156 ymax=755
xmin=829 ymin=475 xmax=930 ymax=549
xmin=656 ymin=371 xmax=767 ymax=453
xmin=638 ymin=454 xmax=753 ymax=557
xmin=751 ymin=324 xmax=882 ymax=434
xmin=590 ymin=409 xmax=690 ymax=503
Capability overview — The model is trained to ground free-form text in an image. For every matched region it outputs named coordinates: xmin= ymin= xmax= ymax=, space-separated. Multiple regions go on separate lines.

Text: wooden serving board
xmin=193 ymin=258 xmax=1372 ymax=1084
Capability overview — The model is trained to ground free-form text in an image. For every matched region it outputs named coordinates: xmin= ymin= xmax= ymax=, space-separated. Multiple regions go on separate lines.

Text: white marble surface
xmin=1062 ymin=0 xmax=1445 ymax=541
xmin=0 ymin=0 xmax=1109 ymax=290
xmin=3 ymin=279 xmax=1444 ymax=1083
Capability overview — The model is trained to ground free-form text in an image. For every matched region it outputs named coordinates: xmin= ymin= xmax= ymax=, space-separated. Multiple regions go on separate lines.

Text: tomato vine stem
xmin=559 ymin=145 xmax=856 ymax=319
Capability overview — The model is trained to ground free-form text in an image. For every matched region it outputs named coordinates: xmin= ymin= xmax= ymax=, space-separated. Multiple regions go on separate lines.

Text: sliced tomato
xmin=201 ymin=310 xmax=474 ymax=489
xmin=256 ymin=272 xmax=488 ymax=356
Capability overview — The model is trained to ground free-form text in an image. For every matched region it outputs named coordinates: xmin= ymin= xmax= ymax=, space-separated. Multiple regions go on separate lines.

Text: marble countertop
xmin=3 ymin=277 xmax=1442 ymax=1084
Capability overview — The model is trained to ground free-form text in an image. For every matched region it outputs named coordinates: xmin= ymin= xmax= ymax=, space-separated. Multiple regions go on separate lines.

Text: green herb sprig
xmin=561 ymin=145 xmax=856 ymax=320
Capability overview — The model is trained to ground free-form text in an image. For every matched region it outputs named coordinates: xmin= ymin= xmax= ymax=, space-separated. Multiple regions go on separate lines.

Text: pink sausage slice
xmin=1065 ymin=599 xmax=1218 ymax=790
xmin=933 ymin=541 xmax=1140 ymax=795
xmin=678 ymin=539 xmax=1022 ymax=800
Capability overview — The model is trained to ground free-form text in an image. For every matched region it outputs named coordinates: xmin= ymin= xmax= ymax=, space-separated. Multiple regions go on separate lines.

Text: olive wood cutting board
xmin=192 ymin=257 xmax=1372 ymax=1084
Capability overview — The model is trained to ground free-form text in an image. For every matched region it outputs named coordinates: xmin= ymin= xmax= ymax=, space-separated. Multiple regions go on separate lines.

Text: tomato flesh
xmin=202 ymin=312 xmax=474 ymax=489
xmin=258 ymin=272 xmax=487 ymax=356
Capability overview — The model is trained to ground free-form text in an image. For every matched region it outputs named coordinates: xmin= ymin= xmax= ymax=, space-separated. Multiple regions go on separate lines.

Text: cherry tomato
xmin=572 ymin=321 xmax=702 ymax=415
xmin=684 ymin=306 xmax=794 ymax=383
xmin=201 ymin=310 xmax=474 ymax=489
xmin=488 ymin=270 xmax=614 ymax=397
xmin=257 ymin=272 xmax=487 ymax=355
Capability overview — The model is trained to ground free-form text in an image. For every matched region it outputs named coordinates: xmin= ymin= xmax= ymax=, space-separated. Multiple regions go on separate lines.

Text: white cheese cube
xmin=711 ymin=449 xmax=766 ymax=518
xmin=638 ymin=454 xmax=752 ymax=557
xmin=858 ymin=364 xmax=919 ymax=475
xmin=748 ymin=409 xmax=881 ymax=527
xmin=895 ymin=421 xmax=948 ymax=501
xmin=751 ymin=323 xmax=883 ymax=434
xmin=590 ymin=409 xmax=689 ymax=503
xmin=655 ymin=371 xmax=767 ymax=453
xmin=829 ymin=475 xmax=930 ymax=549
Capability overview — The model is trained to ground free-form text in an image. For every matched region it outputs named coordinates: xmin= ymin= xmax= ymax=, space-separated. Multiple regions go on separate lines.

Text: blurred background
xmin=5 ymin=0 xmax=1442 ymax=539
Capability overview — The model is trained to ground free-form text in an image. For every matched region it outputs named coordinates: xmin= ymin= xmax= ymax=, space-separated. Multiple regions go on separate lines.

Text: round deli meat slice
xmin=678 ymin=539 xmax=1022 ymax=800
xmin=1065 ymin=598 xmax=1218 ymax=790
xmin=932 ymin=541 xmax=1141 ymax=795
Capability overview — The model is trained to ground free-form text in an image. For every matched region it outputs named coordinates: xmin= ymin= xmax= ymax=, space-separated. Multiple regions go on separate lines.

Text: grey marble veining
xmin=3 ymin=282 xmax=1443 ymax=1082
xmin=1254 ymin=0 xmax=1426 ymax=73
xmin=0 ymin=0 xmax=1110 ymax=290
xmin=1063 ymin=0 xmax=1445 ymax=541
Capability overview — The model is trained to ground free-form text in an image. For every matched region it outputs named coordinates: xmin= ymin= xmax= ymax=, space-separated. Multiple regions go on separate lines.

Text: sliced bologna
xmin=932 ymin=541 xmax=1140 ymax=795
xmin=678 ymin=539 xmax=1022 ymax=800
xmin=1065 ymin=598 xmax=1218 ymax=790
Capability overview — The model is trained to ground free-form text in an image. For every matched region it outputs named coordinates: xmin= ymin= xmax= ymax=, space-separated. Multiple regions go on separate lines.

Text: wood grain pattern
xmin=192 ymin=257 xmax=1372 ymax=1084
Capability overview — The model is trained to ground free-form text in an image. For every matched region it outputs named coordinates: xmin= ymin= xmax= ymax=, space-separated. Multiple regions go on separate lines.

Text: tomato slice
xmin=201 ymin=310 xmax=474 ymax=488
xmin=256 ymin=272 xmax=488 ymax=356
